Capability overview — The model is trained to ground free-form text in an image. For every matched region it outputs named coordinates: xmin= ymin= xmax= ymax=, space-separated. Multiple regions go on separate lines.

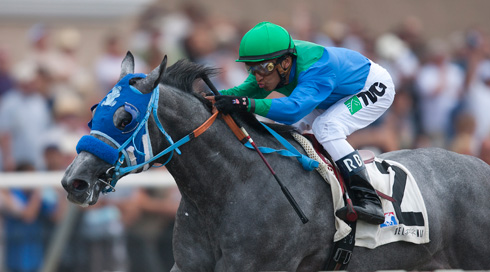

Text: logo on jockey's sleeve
xmin=345 ymin=82 xmax=387 ymax=115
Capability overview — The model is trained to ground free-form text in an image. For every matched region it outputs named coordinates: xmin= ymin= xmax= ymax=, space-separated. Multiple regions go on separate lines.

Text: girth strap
xmin=325 ymin=221 xmax=357 ymax=270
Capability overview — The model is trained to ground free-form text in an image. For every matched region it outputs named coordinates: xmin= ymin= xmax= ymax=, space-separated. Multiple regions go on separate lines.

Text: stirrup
xmin=336 ymin=200 xmax=385 ymax=225
xmin=335 ymin=206 xmax=358 ymax=223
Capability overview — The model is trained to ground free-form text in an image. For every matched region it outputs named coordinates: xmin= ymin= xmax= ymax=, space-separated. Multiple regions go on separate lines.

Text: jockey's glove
xmin=214 ymin=95 xmax=255 ymax=114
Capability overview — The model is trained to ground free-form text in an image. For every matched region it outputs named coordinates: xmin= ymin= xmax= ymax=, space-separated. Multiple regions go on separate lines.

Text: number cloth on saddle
xmin=293 ymin=133 xmax=429 ymax=248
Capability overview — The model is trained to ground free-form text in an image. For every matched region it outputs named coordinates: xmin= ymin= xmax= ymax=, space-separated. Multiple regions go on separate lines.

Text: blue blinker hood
xmin=76 ymin=73 xmax=154 ymax=170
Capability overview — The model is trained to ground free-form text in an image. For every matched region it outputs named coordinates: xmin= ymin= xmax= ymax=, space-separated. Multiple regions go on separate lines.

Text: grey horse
xmin=61 ymin=52 xmax=490 ymax=271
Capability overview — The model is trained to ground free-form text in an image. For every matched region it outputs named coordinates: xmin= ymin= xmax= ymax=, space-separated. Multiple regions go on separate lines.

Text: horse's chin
xmin=66 ymin=183 xmax=102 ymax=207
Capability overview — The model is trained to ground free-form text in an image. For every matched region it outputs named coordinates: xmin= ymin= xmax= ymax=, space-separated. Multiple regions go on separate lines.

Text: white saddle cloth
xmin=292 ymin=133 xmax=430 ymax=249
xmin=357 ymin=158 xmax=430 ymax=248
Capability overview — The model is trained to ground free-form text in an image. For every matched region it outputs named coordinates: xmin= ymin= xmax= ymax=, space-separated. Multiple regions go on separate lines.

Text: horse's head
xmin=61 ymin=52 xmax=167 ymax=206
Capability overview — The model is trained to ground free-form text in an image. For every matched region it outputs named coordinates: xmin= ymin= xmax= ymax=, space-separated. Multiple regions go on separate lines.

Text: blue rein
xmin=244 ymin=122 xmax=319 ymax=171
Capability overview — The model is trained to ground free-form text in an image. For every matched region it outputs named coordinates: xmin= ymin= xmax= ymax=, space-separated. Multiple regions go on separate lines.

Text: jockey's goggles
xmin=246 ymin=61 xmax=277 ymax=76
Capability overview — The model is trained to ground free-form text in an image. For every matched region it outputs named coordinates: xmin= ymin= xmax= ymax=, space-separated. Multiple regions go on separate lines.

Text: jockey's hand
xmin=204 ymin=95 xmax=215 ymax=104
xmin=214 ymin=95 xmax=251 ymax=114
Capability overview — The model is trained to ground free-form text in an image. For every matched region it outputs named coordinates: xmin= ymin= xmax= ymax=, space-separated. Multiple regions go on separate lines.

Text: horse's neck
xmin=157 ymin=90 xmax=244 ymax=208
xmin=167 ymin=119 xmax=245 ymax=209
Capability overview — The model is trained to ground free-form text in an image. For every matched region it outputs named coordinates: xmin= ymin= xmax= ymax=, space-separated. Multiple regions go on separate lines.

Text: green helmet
xmin=237 ymin=22 xmax=296 ymax=62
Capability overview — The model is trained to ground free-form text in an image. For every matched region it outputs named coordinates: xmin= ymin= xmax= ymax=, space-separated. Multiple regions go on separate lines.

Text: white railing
xmin=0 ymin=169 xmax=176 ymax=188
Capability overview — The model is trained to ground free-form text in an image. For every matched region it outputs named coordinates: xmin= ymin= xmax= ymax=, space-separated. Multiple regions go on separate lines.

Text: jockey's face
xmin=246 ymin=59 xmax=281 ymax=92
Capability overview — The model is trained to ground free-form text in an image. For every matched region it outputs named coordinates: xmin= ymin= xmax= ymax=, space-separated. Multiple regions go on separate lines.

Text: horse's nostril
xmin=72 ymin=179 xmax=89 ymax=192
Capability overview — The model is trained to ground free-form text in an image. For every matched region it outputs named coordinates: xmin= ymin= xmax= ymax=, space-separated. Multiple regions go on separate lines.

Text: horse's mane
xmin=161 ymin=59 xmax=219 ymax=94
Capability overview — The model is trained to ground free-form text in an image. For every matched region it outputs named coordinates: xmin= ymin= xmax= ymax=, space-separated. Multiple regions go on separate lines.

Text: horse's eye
xmin=90 ymin=104 xmax=98 ymax=118
xmin=113 ymin=106 xmax=133 ymax=130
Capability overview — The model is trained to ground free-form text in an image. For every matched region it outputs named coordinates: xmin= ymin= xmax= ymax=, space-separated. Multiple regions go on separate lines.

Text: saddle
xmin=298 ymin=133 xmax=428 ymax=244
xmin=297 ymin=133 xmax=429 ymax=270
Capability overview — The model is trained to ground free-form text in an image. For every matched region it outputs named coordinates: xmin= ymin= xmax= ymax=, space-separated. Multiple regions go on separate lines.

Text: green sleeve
xmin=220 ymin=74 xmax=274 ymax=116
xmin=220 ymin=74 xmax=270 ymax=98
xmin=252 ymin=98 xmax=272 ymax=117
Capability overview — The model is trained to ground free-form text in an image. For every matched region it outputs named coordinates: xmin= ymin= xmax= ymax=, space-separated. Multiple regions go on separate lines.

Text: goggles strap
xmin=276 ymin=55 xmax=293 ymax=88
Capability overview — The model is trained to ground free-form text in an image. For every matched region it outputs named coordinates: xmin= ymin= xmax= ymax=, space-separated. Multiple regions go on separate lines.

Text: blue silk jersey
xmin=221 ymin=40 xmax=371 ymax=125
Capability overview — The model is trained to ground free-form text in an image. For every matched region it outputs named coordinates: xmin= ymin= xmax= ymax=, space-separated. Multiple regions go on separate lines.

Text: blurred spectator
xmin=23 ymin=24 xmax=59 ymax=79
xmin=137 ymin=29 xmax=167 ymax=69
xmin=0 ymin=163 xmax=60 ymax=272
xmin=0 ymin=62 xmax=53 ymax=171
xmin=183 ymin=22 xmax=218 ymax=64
xmin=289 ymin=3 xmax=315 ymax=42
xmin=49 ymin=28 xmax=96 ymax=110
xmin=44 ymin=90 xmax=89 ymax=164
xmin=375 ymin=33 xmax=420 ymax=89
xmin=43 ymin=145 xmax=67 ymax=172
xmin=207 ymin=19 xmax=248 ymax=90
xmin=453 ymin=27 xmax=487 ymax=91
xmin=342 ymin=20 xmax=369 ymax=56
xmin=347 ymin=122 xmax=399 ymax=155
xmin=50 ymin=28 xmax=83 ymax=82
xmin=314 ymin=19 xmax=368 ymax=56
xmin=78 ymin=187 xmax=138 ymax=272
xmin=157 ymin=6 xmax=194 ymax=64
xmin=0 ymin=46 xmax=15 ymax=99
xmin=125 ymin=186 xmax=180 ymax=272
xmin=318 ymin=20 xmax=347 ymax=48
xmin=94 ymin=33 xmax=148 ymax=97
xmin=414 ymin=38 xmax=465 ymax=148
xmin=26 ymin=24 xmax=51 ymax=60
xmin=182 ymin=20 xmax=245 ymax=91
xmin=449 ymin=113 xmax=477 ymax=155
xmin=463 ymin=60 xmax=490 ymax=149
xmin=395 ymin=16 xmax=426 ymax=60
xmin=479 ymin=133 xmax=490 ymax=164
xmin=388 ymin=90 xmax=418 ymax=149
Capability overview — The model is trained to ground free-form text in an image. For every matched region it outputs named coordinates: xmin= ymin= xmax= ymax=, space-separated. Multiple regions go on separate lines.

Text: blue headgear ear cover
xmin=76 ymin=73 xmax=154 ymax=167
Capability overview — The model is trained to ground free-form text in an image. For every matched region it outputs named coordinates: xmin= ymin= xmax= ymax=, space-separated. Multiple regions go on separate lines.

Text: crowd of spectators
xmin=0 ymin=2 xmax=489 ymax=271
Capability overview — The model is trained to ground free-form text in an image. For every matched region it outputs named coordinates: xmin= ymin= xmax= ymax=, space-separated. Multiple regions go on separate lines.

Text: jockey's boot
xmin=335 ymin=150 xmax=385 ymax=225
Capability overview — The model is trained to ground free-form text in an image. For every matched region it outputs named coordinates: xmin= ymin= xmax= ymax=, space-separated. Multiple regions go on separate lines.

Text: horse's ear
xmin=153 ymin=55 xmax=167 ymax=88
xmin=133 ymin=55 xmax=167 ymax=93
xmin=119 ymin=51 xmax=135 ymax=80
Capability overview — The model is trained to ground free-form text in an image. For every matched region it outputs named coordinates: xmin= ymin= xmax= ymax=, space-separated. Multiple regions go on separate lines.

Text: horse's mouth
xmin=67 ymin=194 xmax=91 ymax=207
xmin=65 ymin=179 xmax=102 ymax=207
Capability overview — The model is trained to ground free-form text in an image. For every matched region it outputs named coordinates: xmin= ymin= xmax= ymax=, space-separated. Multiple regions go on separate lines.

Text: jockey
xmin=215 ymin=21 xmax=395 ymax=225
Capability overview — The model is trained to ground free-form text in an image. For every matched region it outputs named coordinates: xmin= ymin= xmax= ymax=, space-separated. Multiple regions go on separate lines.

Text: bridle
xmin=77 ymin=81 xmax=221 ymax=194
xmin=102 ymin=93 xmax=220 ymax=193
